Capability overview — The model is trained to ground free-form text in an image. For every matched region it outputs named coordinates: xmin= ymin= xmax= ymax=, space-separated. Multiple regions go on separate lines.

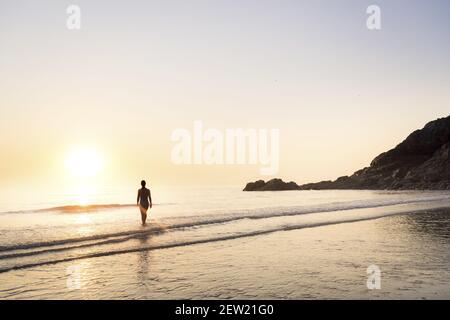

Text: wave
xmin=1 ymin=203 xmax=449 ymax=274
xmin=42 ymin=204 xmax=135 ymax=213
xmin=0 ymin=204 xmax=135 ymax=215
xmin=0 ymin=202 xmax=182 ymax=215
xmin=1 ymin=195 xmax=450 ymax=253
xmin=1 ymin=203 xmax=136 ymax=214
xmin=2 ymin=192 xmax=450 ymax=216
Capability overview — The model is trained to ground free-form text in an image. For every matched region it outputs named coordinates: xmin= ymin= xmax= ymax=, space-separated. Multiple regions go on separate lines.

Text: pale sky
xmin=1 ymin=0 xmax=449 ymax=189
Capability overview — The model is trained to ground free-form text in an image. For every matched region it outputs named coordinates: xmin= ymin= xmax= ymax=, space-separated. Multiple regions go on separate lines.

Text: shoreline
xmin=1 ymin=207 xmax=450 ymax=299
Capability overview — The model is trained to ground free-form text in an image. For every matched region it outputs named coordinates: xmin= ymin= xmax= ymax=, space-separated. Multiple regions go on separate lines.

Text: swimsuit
xmin=139 ymin=188 xmax=151 ymax=210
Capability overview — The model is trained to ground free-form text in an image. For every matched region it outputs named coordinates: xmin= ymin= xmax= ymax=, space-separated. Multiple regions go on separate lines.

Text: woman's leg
xmin=139 ymin=205 xmax=148 ymax=225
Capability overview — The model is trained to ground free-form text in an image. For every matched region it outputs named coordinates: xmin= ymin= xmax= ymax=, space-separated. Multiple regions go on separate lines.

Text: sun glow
xmin=66 ymin=148 xmax=103 ymax=178
xmin=77 ymin=187 xmax=91 ymax=206
xmin=65 ymin=148 xmax=103 ymax=206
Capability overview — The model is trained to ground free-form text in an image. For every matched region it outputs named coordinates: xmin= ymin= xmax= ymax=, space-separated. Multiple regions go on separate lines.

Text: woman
xmin=137 ymin=180 xmax=152 ymax=225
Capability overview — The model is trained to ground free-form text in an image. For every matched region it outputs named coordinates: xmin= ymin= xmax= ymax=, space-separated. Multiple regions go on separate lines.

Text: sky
xmin=1 ymin=0 xmax=450 ymax=191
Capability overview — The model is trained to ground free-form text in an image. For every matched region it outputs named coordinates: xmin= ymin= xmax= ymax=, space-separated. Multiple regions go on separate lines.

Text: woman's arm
xmin=149 ymin=190 xmax=152 ymax=208
xmin=137 ymin=190 xmax=140 ymax=205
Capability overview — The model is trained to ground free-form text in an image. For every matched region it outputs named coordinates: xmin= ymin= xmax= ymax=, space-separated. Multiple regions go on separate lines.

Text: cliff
xmin=244 ymin=116 xmax=450 ymax=191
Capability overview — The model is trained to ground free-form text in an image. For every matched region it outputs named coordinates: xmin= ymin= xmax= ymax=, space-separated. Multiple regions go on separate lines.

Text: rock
xmin=243 ymin=178 xmax=300 ymax=191
xmin=243 ymin=180 xmax=266 ymax=191
xmin=244 ymin=115 xmax=450 ymax=191
xmin=299 ymin=115 xmax=450 ymax=190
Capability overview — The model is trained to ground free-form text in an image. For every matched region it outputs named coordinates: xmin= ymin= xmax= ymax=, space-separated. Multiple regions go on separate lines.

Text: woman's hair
xmin=141 ymin=180 xmax=146 ymax=187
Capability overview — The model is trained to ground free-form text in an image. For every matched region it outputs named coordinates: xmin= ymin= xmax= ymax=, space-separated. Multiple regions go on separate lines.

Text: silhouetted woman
xmin=137 ymin=180 xmax=152 ymax=225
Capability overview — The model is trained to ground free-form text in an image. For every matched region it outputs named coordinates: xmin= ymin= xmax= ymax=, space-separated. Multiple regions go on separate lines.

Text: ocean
xmin=1 ymin=187 xmax=450 ymax=299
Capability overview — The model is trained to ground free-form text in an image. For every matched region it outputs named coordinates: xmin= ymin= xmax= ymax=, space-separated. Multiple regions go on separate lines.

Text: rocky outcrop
xmin=244 ymin=116 xmax=450 ymax=191
xmin=243 ymin=178 xmax=300 ymax=191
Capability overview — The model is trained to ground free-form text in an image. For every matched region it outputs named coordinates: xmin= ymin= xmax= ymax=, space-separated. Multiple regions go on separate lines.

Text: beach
xmin=1 ymin=188 xmax=450 ymax=299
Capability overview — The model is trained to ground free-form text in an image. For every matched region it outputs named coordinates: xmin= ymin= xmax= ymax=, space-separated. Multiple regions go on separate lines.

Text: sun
xmin=66 ymin=148 xmax=103 ymax=178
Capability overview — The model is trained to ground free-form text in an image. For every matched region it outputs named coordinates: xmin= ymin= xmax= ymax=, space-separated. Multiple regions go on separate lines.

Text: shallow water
xmin=0 ymin=187 xmax=450 ymax=299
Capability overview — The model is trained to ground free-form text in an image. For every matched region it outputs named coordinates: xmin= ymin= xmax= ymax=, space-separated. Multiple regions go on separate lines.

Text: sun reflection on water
xmin=76 ymin=214 xmax=92 ymax=224
xmin=71 ymin=185 xmax=97 ymax=207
